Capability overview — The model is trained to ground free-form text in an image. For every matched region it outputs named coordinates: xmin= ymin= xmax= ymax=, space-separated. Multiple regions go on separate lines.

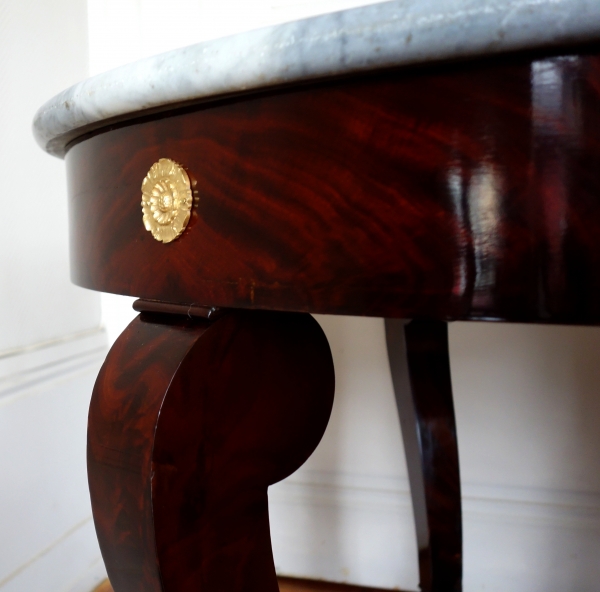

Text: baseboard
xmin=0 ymin=327 xmax=107 ymax=400
xmin=0 ymin=327 xmax=108 ymax=592
xmin=64 ymin=556 xmax=108 ymax=592
xmin=0 ymin=519 xmax=106 ymax=592
xmin=269 ymin=470 xmax=600 ymax=592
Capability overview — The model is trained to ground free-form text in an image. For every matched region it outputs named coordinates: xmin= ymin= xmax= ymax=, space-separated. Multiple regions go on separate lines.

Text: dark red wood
xmin=88 ymin=310 xmax=335 ymax=592
xmin=66 ymin=51 xmax=600 ymax=324
xmin=385 ymin=320 xmax=461 ymax=592
xmin=132 ymin=298 xmax=223 ymax=319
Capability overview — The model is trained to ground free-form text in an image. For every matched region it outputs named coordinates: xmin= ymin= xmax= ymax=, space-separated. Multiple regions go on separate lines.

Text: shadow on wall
xmin=270 ymin=317 xmax=600 ymax=592
xmin=451 ymin=321 xmax=600 ymax=495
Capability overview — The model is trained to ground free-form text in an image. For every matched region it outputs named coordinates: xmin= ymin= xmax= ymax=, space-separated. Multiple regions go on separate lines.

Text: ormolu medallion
xmin=141 ymin=158 xmax=193 ymax=243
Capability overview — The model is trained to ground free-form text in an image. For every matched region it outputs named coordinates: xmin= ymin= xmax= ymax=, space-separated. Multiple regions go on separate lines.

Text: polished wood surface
xmin=386 ymin=320 xmax=461 ymax=592
xmin=88 ymin=311 xmax=334 ymax=592
xmin=67 ymin=51 xmax=600 ymax=324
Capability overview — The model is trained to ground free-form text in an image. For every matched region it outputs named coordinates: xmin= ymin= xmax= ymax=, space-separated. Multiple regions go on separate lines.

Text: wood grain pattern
xmin=386 ymin=320 xmax=462 ymax=592
xmin=66 ymin=51 xmax=600 ymax=323
xmin=88 ymin=310 xmax=334 ymax=592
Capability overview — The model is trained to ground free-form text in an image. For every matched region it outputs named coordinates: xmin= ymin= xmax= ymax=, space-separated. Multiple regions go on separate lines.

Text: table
xmin=34 ymin=1 xmax=600 ymax=590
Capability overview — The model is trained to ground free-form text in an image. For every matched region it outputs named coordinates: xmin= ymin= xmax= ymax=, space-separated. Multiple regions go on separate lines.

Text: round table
xmin=34 ymin=1 xmax=600 ymax=590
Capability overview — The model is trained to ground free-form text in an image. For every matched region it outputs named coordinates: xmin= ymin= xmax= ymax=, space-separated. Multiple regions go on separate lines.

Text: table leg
xmin=385 ymin=320 xmax=462 ymax=592
xmin=88 ymin=310 xmax=335 ymax=592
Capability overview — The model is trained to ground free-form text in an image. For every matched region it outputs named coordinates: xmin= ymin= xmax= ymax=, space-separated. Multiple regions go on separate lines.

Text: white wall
xmin=0 ymin=0 xmax=107 ymax=590
xmin=89 ymin=2 xmax=600 ymax=591
xmin=270 ymin=319 xmax=600 ymax=592
xmin=0 ymin=0 xmax=100 ymax=352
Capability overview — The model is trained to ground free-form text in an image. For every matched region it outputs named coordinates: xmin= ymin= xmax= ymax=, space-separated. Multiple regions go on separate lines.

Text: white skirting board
xmin=269 ymin=470 xmax=600 ymax=592
xmin=63 ymin=553 xmax=108 ymax=592
xmin=0 ymin=328 xmax=108 ymax=592
xmin=0 ymin=519 xmax=107 ymax=592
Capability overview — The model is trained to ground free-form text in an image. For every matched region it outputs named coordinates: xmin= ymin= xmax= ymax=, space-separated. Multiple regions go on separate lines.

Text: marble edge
xmin=34 ymin=0 xmax=600 ymax=157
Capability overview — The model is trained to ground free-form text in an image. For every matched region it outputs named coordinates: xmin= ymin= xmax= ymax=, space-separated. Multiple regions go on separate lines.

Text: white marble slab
xmin=34 ymin=0 xmax=600 ymax=157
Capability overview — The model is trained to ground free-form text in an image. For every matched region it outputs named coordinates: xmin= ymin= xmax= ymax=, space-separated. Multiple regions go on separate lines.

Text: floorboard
xmin=93 ymin=577 xmax=394 ymax=591
xmin=278 ymin=576 xmax=393 ymax=591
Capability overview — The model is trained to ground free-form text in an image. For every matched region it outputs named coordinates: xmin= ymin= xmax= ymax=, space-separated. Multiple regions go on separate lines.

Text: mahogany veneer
xmin=89 ymin=311 xmax=334 ymax=592
xmin=67 ymin=52 xmax=600 ymax=324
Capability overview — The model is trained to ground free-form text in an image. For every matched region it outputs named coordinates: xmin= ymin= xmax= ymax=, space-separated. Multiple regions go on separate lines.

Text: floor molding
xmin=0 ymin=328 xmax=108 ymax=592
xmin=0 ymin=327 xmax=107 ymax=401
xmin=269 ymin=469 xmax=600 ymax=591
xmin=93 ymin=577 xmax=394 ymax=592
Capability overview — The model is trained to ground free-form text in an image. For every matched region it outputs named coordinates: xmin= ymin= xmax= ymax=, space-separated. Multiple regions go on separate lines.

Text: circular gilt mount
xmin=141 ymin=158 xmax=193 ymax=243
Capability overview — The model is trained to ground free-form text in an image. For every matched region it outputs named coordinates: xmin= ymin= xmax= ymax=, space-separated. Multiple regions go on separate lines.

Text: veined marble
xmin=34 ymin=0 xmax=600 ymax=157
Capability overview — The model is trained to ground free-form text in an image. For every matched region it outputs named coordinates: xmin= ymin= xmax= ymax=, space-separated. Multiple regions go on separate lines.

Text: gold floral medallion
xmin=141 ymin=158 xmax=193 ymax=243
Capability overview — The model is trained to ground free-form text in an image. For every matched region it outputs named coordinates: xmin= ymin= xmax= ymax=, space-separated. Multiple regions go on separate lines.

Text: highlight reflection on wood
xmin=88 ymin=311 xmax=335 ymax=592
xmin=67 ymin=53 xmax=600 ymax=324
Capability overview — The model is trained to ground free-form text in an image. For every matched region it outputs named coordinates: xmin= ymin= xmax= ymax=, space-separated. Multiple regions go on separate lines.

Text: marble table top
xmin=34 ymin=0 xmax=600 ymax=157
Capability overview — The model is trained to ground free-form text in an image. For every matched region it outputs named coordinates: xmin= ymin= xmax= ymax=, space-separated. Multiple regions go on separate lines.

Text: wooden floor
xmin=278 ymin=577 xmax=392 ymax=591
xmin=94 ymin=577 xmax=392 ymax=591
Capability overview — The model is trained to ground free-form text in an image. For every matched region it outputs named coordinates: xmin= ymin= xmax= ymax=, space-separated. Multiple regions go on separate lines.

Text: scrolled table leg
xmin=88 ymin=310 xmax=335 ymax=592
xmin=385 ymin=319 xmax=462 ymax=592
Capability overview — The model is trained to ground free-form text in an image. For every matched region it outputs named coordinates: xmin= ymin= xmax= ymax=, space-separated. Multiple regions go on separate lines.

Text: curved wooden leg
xmin=88 ymin=310 xmax=335 ymax=592
xmin=385 ymin=319 xmax=462 ymax=592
